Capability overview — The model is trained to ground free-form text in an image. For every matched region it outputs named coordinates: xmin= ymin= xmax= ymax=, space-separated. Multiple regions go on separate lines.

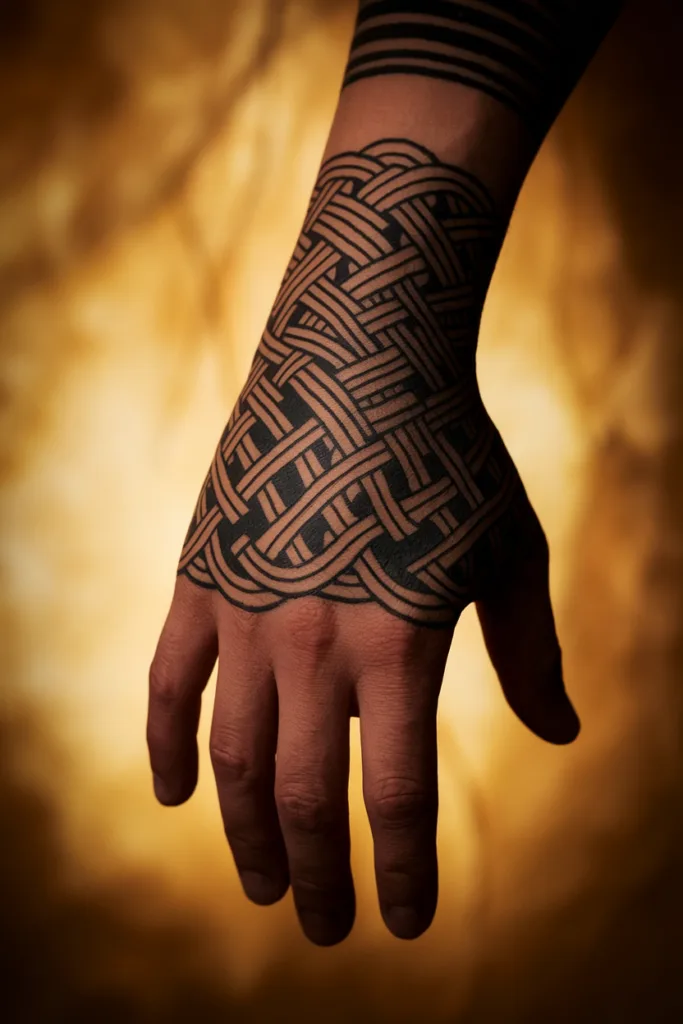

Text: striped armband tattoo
xmin=343 ymin=1 xmax=623 ymax=138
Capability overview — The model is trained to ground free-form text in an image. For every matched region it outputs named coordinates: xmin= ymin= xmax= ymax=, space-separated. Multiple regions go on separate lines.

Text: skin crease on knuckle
xmin=276 ymin=597 xmax=339 ymax=661
xmin=148 ymin=657 xmax=182 ymax=710
xmin=370 ymin=774 xmax=436 ymax=823
xmin=368 ymin=778 xmax=435 ymax=831
xmin=209 ymin=732 xmax=261 ymax=790
xmin=276 ymin=782 xmax=340 ymax=836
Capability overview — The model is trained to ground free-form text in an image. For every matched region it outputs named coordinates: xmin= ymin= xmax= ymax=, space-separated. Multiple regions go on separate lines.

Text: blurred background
xmin=1 ymin=1 xmax=682 ymax=1021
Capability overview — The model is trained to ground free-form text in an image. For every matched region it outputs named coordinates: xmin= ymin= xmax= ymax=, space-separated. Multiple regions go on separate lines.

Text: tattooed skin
xmin=343 ymin=1 xmax=624 ymax=137
xmin=178 ymin=139 xmax=537 ymax=628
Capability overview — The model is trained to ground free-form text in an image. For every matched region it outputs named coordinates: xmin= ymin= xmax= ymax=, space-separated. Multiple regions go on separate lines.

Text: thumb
xmin=475 ymin=498 xmax=580 ymax=746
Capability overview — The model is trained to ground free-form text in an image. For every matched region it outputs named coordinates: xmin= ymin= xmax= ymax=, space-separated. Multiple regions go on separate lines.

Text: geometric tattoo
xmin=178 ymin=139 xmax=528 ymax=627
xmin=344 ymin=1 xmax=624 ymax=139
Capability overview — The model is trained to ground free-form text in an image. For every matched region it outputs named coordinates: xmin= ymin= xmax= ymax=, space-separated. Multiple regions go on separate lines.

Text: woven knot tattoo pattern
xmin=178 ymin=139 xmax=522 ymax=626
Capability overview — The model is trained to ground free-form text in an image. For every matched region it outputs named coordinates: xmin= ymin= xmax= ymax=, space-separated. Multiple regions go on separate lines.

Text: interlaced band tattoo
xmin=343 ymin=1 xmax=623 ymax=138
xmin=178 ymin=139 xmax=529 ymax=627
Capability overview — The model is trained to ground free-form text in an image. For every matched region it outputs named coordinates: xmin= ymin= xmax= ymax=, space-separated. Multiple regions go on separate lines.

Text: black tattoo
xmin=179 ymin=140 xmax=529 ymax=627
xmin=343 ymin=1 xmax=623 ymax=137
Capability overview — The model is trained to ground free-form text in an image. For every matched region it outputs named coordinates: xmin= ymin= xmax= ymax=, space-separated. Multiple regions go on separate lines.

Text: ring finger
xmin=210 ymin=597 xmax=290 ymax=906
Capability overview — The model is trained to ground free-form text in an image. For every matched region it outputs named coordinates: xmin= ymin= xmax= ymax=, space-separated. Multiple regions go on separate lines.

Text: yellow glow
xmin=1 ymin=1 xmax=677 ymax=1017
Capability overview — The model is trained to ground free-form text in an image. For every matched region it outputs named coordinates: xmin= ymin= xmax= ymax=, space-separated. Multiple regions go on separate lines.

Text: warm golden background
xmin=2 ymin=1 xmax=682 ymax=1020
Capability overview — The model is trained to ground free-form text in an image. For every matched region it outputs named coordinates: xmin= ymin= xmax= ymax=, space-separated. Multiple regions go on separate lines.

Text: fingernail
xmin=385 ymin=905 xmax=422 ymax=939
xmin=240 ymin=871 xmax=284 ymax=906
xmin=299 ymin=905 xmax=354 ymax=946
xmin=153 ymin=773 xmax=172 ymax=804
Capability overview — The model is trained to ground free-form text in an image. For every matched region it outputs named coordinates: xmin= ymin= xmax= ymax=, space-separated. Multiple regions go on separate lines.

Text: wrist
xmin=322 ymin=75 xmax=537 ymax=219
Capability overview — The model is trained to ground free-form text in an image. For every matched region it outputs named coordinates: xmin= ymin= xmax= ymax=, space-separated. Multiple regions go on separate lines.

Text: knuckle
xmin=210 ymin=736 xmax=258 ymax=788
xmin=277 ymin=783 xmax=336 ymax=834
xmin=148 ymin=656 xmax=180 ymax=708
xmin=226 ymin=602 xmax=262 ymax=639
xmin=356 ymin=614 xmax=423 ymax=669
xmin=369 ymin=778 xmax=434 ymax=829
xmin=284 ymin=598 xmax=337 ymax=659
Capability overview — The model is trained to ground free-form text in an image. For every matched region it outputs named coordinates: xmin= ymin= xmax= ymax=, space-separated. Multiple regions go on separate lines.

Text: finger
xmin=356 ymin=622 xmax=451 ymax=941
xmin=271 ymin=600 xmax=355 ymax=947
xmin=147 ymin=575 xmax=218 ymax=805
xmin=210 ymin=599 xmax=289 ymax=907
xmin=476 ymin=493 xmax=580 ymax=745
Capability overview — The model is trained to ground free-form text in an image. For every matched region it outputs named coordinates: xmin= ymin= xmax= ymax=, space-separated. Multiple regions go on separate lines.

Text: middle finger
xmin=271 ymin=600 xmax=355 ymax=947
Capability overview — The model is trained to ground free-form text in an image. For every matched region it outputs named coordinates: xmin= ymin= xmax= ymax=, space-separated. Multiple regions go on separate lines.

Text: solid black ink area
xmin=346 ymin=481 xmax=373 ymax=521
xmin=312 ymin=438 xmax=334 ymax=472
xmin=291 ymin=396 xmax=319 ymax=432
xmin=249 ymin=418 xmax=279 ymax=458
xmin=408 ymin=372 xmax=432 ymax=407
xmin=421 ymin=449 xmax=444 ymax=482
xmin=334 ymin=256 xmax=353 ymax=284
xmin=383 ymin=217 xmax=403 ymax=249
xmin=300 ymin=514 xmax=329 ymax=556
xmin=384 ymin=458 xmax=411 ymax=501
xmin=371 ymin=528 xmax=439 ymax=594
xmin=279 ymin=380 xmax=318 ymax=431
xmin=431 ymin=192 xmax=453 ymax=220
xmin=274 ymin=461 xmax=307 ymax=507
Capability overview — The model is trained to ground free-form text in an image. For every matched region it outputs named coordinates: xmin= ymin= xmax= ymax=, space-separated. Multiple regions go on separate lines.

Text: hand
xmin=147 ymin=139 xmax=580 ymax=946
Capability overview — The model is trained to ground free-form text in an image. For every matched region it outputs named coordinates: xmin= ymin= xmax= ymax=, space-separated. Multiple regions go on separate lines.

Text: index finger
xmin=147 ymin=576 xmax=218 ymax=805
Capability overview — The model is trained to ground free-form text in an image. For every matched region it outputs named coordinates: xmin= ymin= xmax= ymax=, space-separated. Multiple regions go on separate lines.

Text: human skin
xmin=147 ymin=2 xmax=622 ymax=947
